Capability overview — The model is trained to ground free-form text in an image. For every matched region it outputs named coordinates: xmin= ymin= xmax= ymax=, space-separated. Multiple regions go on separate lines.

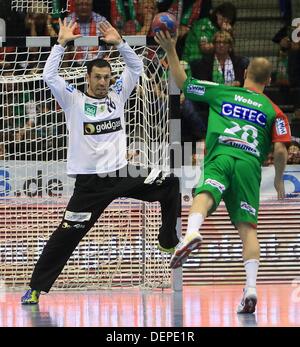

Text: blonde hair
xmin=247 ymin=57 xmax=273 ymax=84
xmin=212 ymin=31 xmax=234 ymax=46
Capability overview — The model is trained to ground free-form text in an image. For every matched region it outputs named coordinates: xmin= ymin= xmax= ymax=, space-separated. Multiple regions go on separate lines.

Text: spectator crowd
xmin=0 ymin=0 xmax=299 ymax=165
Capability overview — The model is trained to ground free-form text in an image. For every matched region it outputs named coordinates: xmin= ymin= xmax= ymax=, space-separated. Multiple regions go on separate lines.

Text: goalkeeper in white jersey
xmin=21 ymin=19 xmax=180 ymax=304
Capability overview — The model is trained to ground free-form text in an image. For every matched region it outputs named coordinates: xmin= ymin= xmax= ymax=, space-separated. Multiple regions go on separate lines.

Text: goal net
xmin=11 ymin=0 xmax=70 ymax=14
xmin=0 ymin=42 xmax=173 ymax=290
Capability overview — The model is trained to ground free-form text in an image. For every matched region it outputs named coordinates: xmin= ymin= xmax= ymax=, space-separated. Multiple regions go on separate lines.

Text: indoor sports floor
xmin=1 ymin=284 xmax=299 ymax=327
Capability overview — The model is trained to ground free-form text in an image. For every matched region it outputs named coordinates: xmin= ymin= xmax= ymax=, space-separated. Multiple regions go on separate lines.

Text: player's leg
xmin=121 ymin=171 xmax=181 ymax=251
xmin=170 ymin=155 xmax=234 ymax=269
xmin=152 ymin=175 xmax=180 ymax=250
xmin=224 ymin=159 xmax=261 ymax=314
xmin=169 ymin=192 xmax=213 ymax=269
xmin=21 ymin=174 xmax=113 ymax=304
xmin=237 ymin=222 xmax=260 ymax=261
xmin=146 ymin=175 xmax=181 ymax=251
xmin=236 ymin=222 xmax=260 ymax=314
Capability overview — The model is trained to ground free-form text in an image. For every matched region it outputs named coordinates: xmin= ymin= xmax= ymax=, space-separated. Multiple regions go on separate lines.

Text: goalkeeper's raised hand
xmin=99 ymin=21 xmax=123 ymax=46
xmin=57 ymin=18 xmax=82 ymax=47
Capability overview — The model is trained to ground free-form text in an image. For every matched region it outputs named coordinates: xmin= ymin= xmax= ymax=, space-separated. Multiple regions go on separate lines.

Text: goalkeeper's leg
xmin=29 ymin=199 xmax=110 ymax=293
xmin=21 ymin=174 xmax=113 ymax=304
xmin=127 ymin=174 xmax=180 ymax=251
xmin=155 ymin=176 xmax=180 ymax=250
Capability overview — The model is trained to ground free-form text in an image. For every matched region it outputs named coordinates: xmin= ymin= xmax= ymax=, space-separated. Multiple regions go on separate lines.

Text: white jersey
xmin=43 ymin=41 xmax=143 ymax=175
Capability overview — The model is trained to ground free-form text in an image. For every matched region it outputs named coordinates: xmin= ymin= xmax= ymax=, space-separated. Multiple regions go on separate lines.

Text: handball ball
xmin=151 ymin=12 xmax=178 ymax=36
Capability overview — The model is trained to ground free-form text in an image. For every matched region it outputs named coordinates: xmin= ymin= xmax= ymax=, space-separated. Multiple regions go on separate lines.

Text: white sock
xmin=186 ymin=213 xmax=204 ymax=236
xmin=244 ymin=259 xmax=259 ymax=288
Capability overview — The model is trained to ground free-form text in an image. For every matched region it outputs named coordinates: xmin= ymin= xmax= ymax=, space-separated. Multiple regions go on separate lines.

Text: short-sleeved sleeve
xmin=111 ymin=41 xmax=143 ymax=103
xmin=183 ymin=78 xmax=223 ymax=105
xmin=272 ymin=111 xmax=291 ymax=143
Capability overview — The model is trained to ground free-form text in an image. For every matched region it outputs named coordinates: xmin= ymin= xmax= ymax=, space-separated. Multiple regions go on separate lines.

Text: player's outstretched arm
xmin=43 ymin=18 xmax=82 ymax=110
xmin=154 ymin=30 xmax=187 ymax=89
xmin=273 ymin=142 xmax=288 ymax=199
xmin=98 ymin=21 xmax=143 ymax=103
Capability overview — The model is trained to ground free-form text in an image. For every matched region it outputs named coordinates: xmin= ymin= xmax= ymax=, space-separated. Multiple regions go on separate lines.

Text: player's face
xmin=87 ymin=66 xmax=111 ymax=98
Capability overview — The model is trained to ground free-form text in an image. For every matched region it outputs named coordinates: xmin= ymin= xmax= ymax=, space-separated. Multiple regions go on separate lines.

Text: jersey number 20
xmin=224 ymin=121 xmax=258 ymax=148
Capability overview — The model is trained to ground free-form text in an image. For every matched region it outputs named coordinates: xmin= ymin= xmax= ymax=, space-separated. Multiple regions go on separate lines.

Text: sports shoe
xmin=237 ymin=287 xmax=257 ymax=314
xmin=170 ymin=231 xmax=202 ymax=269
xmin=21 ymin=289 xmax=40 ymax=305
xmin=157 ymin=244 xmax=175 ymax=254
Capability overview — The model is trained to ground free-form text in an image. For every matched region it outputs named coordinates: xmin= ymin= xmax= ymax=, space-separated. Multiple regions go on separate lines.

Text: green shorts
xmin=194 ymin=155 xmax=261 ymax=227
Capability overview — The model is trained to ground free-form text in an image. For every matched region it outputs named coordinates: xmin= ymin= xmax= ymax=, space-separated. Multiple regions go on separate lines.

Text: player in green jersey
xmin=155 ymin=31 xmax=291 ymax=314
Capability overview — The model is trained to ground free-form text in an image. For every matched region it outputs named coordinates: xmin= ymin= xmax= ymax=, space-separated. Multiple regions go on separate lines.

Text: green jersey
xmin=183 ymin=78 xmax=291 ymax=165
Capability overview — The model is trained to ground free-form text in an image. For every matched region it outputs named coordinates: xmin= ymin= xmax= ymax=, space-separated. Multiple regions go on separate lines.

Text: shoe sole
xmin=157 ymin=246 xmax=175 ymax=255
xmin=21 ymin=301 xmax=39 ymax=305
xmin=170 ymin=236 xmax=202 ymax=269
xmin=237 ymin=296 xmax=257 ymax=314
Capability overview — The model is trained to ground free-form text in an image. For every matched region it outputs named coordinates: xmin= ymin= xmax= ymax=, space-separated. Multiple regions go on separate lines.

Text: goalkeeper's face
xmin=87 ymin=66 xmax=112 ymax=99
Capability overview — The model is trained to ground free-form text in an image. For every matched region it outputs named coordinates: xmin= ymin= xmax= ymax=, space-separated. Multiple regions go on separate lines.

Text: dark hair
xmin=86 ymin=59 xmax=112 ymax=75
xmin=211 ymin=2 xmax=237 ymax=27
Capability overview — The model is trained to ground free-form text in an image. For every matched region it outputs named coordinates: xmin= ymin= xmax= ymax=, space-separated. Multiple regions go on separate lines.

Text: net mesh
xmin=0 ymin=44 xmax=172 ymax=290
xmin=11 ymin=0 xmax=69 ymax=14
